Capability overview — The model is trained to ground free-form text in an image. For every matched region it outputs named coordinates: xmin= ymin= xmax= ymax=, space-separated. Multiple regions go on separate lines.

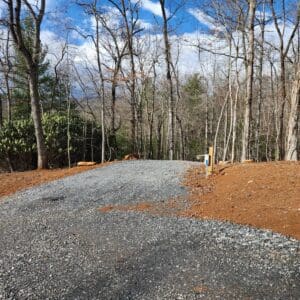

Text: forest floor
xmin=0 ymin=160 xmax=299 ymax=239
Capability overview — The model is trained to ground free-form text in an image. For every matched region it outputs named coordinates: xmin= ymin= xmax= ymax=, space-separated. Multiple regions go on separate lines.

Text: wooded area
xmin=0 ymin=0 xmax=299 ymax=171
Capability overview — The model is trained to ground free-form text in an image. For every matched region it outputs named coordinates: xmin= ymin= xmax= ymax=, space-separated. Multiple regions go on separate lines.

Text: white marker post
xmin=197 ymin=146 xmax=214 ymax=177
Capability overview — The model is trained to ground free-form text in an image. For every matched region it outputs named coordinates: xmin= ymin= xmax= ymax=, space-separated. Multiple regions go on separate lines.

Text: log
xmin=77 ymin=161 xmax=97 ymax=166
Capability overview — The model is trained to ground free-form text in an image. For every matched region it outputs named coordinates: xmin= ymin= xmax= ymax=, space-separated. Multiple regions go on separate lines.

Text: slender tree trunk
xmin=4 ymin=73 xmax=12 ymax=123
xmin=101 ymin=94 xmax=105 ymax=163
xmin=95 ymin=16 xmax=106 ymax=163
xmin=160 ymin=0 xmax=175 ymax=160
xmin=223 ymin=42 xmax=232 ymax=162
xmin=255 ymin=7 xmax=266 ymax=161
xmin=28 ymin=69 xmax=48 ymax=169
xmin=67 ymin=83 xmax=71 ymax=168
xmin=148 ymin=63 xmax=156 ymax=159
xmin=83 ymin=117 xmax=87 ymax=161
xmin=4 ymin=30 xmax=12 ymax=123
xmin=231 ymin=43 xmax=240 ymax=162
xmin=278 ymin=55 xmax=287 ymax=159
xmin=0 ymin=95 xmax=2 ymax=127
xmin=214 ymin=92 xmax=229 ymax=163
xmin=270 ymin=61 xmax=281 ymax=160
xmin=285 ymin=63 xmax=300 ymax=160
xmin=177 ymin=115 xmax=185 ymax=160
xmin=205 ymin=94 xmax=208 ymax=152
xmin=241 ymin=0 xmax=256 ymax=162
xmin=157 ymin=119 xmax=163 ymax=159
xmin=91 ymin=122 xmax=94 ymax=162
xmin=231 ymin=82 xmax=239 ymax=162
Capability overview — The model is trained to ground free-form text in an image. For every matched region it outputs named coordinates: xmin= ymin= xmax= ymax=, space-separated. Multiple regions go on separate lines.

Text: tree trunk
xmin=95 ymin=15 xmax=106 ymax=163
xmin=231 ymin=82 xmax=239 ymax=162
xmin=241 ymin=0 xmax=256 ymax=162
xmin=231 ymin=44 xmax=240 ymax=163
xmin=101 ymin=96 xmax=105 ymax=163
xmin=4 ymin=73 xmax=12 ymax=123
xmin=157 ymin=119 xmax=163 ymax=159
xmin=0 ymin=94 xmax=2 ymax=127
xmin=67 ymin=83 xmax=71 ymax=168
xmin=28 ymin=69 xmax=48 ymax=169
xmin=278 ymin=56 xmax=287 ymax=160
xmin=214 ymin=92 xmax=229 ymax=163
xmin=160 ymin=0 xmax=175 ymax=160
xmin=285 ymin=63 xmax=300 ymax=161
xmin=7 ymin=0 xmax=47 ymax=169
xmin=255 ymin=7 xmax=265 ymax=161
xmin=110 ymin=82 xmax=117 ymax=159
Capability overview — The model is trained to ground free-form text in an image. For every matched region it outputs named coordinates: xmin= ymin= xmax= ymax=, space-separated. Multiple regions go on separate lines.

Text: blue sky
xmin=44 ymin=0 xmax=208 ymax=45
xmin=42 ymin=0 xmax=296 ymax=46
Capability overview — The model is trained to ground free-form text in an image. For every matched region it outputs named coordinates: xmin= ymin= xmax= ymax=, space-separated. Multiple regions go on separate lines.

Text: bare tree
xmin=77 ymin=0 xmax=107 ymax=162
xmin=0 ymin=28 xmax=13 ymax=123
xmin=285 ymin=62 xmax=299 ymax=160
xmin=159 ymin=0 xmax=175 ymax=160
xmin=269 ymin=0 xmax=300 ymax=160
xmin=254 ymin=2 xmax=266 ymax=161
xmin=5 ymin=0 xmax=48 ymax=169
xmin=241 ymin=0 xmax=256 ymax=162
xmin=108 ymin=0 xmax=143 ymax=154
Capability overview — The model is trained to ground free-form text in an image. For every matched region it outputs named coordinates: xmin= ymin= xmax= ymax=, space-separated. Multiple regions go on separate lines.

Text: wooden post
xmin=208 ymin=146 xmax=214 ymax=176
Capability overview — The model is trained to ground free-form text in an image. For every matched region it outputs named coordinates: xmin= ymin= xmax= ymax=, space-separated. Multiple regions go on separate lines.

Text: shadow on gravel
xmin=63 ymin=231 xmax=300 ymax=299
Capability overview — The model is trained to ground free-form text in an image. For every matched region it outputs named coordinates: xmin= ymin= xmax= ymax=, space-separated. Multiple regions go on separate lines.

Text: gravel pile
xmin=0 ymin=160 xmax=299 ymax=299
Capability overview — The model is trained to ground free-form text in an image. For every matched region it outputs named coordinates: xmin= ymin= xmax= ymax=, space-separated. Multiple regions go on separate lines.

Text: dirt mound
xmin=183 ymin=162 xmax=300 ymax=239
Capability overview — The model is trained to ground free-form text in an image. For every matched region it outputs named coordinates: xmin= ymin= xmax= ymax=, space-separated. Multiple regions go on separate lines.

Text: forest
xmin=0 ymin=0 xmax=299 ymax=171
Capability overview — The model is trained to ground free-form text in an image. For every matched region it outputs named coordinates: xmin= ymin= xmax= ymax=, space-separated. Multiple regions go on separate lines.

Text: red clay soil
xmin=182 ymin=162 xmax=300 ymax=240
xmin=98 ymin=198 xmax=185 ymax=216
xmin=99 ymin=162 xmax=300 ymax=240
xmin=0 ymin=162 xmax=114 ymax=199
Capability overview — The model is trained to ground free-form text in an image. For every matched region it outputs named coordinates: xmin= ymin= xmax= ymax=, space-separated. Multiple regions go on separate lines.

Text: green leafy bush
xmin=43 ymin=113 xmax=85 ymax=167
xmin=0 ymin=113 xmax=103 ymax=171
xmin=0 ymin=119 xmax=36 ymax=170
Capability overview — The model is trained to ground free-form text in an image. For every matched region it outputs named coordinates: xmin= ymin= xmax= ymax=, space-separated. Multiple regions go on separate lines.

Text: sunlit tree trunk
xmin=241 ymin=0 xmax=256 ymax=162
xmin=160 ymin=0 xmax=175 ymax=160
xmin=285 ymin=63 xmax=300 ymax=161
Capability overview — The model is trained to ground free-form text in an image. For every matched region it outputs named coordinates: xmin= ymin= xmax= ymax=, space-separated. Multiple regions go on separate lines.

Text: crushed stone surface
xmin=0 ymin=160 xmax=299 ymax=299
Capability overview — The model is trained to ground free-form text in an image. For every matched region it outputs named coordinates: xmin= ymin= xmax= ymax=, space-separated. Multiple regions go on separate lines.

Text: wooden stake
xmin=208 ymin=146 xmax=214 ymax=176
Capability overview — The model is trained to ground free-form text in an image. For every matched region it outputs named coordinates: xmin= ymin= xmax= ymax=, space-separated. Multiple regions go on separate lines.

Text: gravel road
xmin=0 ymin=160 xmax=299 ymax=299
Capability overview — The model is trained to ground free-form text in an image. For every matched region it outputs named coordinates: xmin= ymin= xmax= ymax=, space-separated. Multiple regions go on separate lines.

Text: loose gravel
xmin=0 ymin=160 xmax=299 ymax=299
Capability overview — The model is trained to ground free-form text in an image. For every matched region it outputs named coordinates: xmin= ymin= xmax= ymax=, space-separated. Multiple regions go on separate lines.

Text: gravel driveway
xmin=0 ymin=160 xmax=299 ymax=299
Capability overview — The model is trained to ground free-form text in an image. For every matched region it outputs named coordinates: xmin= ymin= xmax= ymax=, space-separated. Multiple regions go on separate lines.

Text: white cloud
xmin=188 ymin=8 xmax=223 ymax=32
xmin=137 ymin=19 xmax=154 ymax=30
xmin=131 ymin=0 xmax=169 ymax=18
xmin=41 ymin=30 xmax=69 ymax=65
